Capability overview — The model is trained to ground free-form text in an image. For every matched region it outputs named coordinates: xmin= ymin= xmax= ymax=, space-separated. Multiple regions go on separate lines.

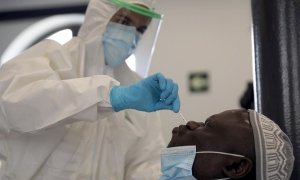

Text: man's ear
xmin=222 ymin=157 xmax=253 ymax=178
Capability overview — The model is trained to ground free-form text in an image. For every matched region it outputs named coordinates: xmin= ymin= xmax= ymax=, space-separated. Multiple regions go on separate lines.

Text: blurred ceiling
xmin=0 ymin=0 xmax=88 ymax=21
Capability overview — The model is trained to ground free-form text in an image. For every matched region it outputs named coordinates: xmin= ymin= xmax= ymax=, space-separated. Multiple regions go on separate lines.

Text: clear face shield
xmin=106 ymin=0 xmax=163 ymax=77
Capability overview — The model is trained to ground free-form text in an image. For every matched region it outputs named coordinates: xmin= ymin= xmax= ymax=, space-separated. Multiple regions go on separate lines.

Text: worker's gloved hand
xmin=110 ymin=73 xmax=180 ymax=112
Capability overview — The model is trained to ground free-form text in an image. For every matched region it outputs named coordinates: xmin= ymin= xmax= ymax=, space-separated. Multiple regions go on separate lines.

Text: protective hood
xmin=78 ymin=0 xmax=162 ymax=78
xmin=126 ymin=0 xmax=157 ymax=8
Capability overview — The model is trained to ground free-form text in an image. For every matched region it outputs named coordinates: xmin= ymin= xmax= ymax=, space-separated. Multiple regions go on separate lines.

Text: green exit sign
xmin=189 ymin=72 xmax=209 ymax=93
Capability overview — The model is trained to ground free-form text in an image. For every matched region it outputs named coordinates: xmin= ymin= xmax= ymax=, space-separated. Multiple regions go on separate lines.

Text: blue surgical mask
xmin=160 ymin=146 xmax=245 ymax=180
xmin=102 ymin=22 xmax=141 ymax=68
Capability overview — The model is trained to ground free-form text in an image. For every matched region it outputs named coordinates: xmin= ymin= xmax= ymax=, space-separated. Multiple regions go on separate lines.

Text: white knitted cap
xmin=248 ymin=110 xmax=294 ymax=180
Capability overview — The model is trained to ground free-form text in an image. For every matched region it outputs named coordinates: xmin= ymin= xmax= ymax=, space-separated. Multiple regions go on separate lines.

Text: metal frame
xmin=1 ymin=14 xmax=84 ymax=64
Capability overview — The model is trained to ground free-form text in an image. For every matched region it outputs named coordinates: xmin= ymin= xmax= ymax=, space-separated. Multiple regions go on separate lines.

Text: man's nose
xmin=186 ymin=121 xmax=204 ymax=130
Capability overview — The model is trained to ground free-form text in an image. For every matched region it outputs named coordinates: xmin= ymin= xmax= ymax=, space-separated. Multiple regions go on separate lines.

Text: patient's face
xmin=168 ymin=109 xmax=254 ymax=179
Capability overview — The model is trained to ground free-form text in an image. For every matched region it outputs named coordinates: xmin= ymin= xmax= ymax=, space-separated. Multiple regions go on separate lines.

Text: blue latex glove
xmin=110 ymin=73 xmax=180 ymax=112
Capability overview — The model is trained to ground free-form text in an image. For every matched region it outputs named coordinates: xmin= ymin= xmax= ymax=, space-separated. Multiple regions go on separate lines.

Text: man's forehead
xmin=210 ymin=109 xmax=251 ymax=125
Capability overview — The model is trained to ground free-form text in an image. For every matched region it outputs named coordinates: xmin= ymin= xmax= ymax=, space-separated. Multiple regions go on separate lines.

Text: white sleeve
xmin=124 ymin=111 xmax=165 ymax=180
xmin=0 ymin=39 xmax=119 ymax=134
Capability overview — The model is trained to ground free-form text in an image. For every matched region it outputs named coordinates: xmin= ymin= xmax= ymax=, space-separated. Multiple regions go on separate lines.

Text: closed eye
xmin=137 ymin=26 xmax=147 ymax=34
xmin=204 ymin=119 xmax=212 ymax=127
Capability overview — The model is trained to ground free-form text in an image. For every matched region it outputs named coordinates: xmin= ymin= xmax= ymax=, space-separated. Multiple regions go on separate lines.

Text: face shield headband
xmin=110 ymin=0 xmax=162 ymax=19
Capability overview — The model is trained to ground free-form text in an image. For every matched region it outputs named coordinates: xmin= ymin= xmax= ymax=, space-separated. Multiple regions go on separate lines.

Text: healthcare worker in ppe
xmin=0 ymin=0 xmax=178 ymax=179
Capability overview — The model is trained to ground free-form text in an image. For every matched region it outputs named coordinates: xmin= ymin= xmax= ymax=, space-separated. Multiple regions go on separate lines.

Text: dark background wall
xmin=252 ymin=0 xmax=300 ymax=179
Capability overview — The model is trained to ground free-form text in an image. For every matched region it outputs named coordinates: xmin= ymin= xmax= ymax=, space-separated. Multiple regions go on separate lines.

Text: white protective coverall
xmin=0 ymin=0 xmax=165 ymax=179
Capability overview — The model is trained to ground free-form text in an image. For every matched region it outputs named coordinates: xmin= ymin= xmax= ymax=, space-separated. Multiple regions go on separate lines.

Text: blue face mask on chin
xmin=160 ymin=146 xmax=245 ymax=180
xmin=102 ymin=22 xmax=141 ymax=68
